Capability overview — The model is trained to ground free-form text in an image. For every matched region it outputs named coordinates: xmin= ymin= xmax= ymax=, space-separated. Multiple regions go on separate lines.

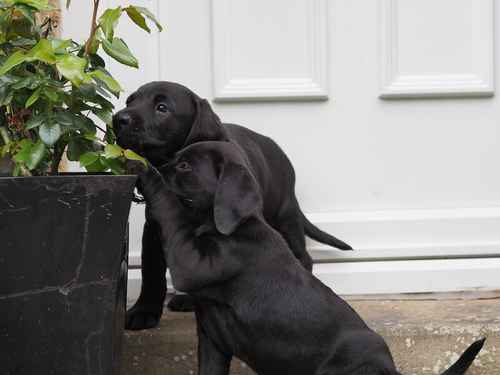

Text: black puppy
xmin=131 ymin=141 xmax=484 ymax=375
xmin=114 ymin=81 xmax=352 ymax=329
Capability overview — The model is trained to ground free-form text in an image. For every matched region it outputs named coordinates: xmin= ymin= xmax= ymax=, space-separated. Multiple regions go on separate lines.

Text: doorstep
xmin=122 ymin=293 xmax=500 ymax=374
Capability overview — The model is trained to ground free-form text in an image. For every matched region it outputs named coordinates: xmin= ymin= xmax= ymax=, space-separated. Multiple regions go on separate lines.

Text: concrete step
xmin=122 ymin=294 xmax=500 ymax=374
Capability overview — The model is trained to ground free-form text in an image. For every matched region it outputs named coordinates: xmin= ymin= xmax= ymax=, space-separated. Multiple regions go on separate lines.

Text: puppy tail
xmin=299 ymin=210 xmax=353 ymax=250
xmin=440 ymin=338 xmax=485 ymax=375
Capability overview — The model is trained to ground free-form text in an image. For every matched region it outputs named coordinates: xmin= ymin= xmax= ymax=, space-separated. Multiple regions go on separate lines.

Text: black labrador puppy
xmin=113 ymin=81 xmax=352 ymax=329
xmin=130 ymin=141 xmax=484 ymax=375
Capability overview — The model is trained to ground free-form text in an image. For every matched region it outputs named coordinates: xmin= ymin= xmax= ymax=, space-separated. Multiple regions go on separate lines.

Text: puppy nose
xmin=113 ymin=112 xmax=132 ymax=133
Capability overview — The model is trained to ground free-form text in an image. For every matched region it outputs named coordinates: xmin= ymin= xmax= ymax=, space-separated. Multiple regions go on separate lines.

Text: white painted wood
xmin=128 ymin=203 xmax=145 ymax=267
xmin=211 ymin=0 xmax=329 ymax=101
xmin=379 ymin=0 xmax=495 ymax=98
xmin=129 ymin=206 xmax=500 ymax=266
xmin=306 ymin=207 xmax=500 ymax=260
xmin=127 ymin=269 xmax=142 ymax=305
xmin=314 ymin=258 xmax=500 ymax=295
xmin=63 ymin=0 xmax=500 ymax=296
xmin=106 ymin=0 xmax=161 ymax=102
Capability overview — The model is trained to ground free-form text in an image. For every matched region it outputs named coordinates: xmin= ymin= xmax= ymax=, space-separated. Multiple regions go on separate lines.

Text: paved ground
xmin=122 ymin=295 xmax=500 ymax=374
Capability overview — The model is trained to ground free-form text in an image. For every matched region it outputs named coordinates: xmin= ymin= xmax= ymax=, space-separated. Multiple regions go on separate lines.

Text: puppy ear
xmin=184 ymin=99 xmax=229 ymax=145
xmin=213 ymin=162 xmax=262 ymax=235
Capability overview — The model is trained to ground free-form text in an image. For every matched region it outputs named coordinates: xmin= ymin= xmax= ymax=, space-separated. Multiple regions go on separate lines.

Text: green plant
xmin=0 ymin=0 xmax=161 ymax=176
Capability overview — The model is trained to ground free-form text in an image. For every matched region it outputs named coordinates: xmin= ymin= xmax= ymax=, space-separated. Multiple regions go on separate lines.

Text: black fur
xmin=114 ymin=81 xmax=351 ymax=329
xmin=130 ymin=142 xmax=484 ymax=375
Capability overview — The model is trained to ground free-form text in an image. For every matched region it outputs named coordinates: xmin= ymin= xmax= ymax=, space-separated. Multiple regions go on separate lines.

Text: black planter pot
xmin=0 ymin=174 xmax=137 ymax=375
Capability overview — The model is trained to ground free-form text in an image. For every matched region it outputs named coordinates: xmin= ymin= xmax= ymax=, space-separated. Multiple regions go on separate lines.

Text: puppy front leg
xmin=135 ymin=164 xmax=242 ymax=292
xmin=125 ymin=219 xmax=166 ymax=330
xmin=196 ymin=316 xmax=231 ymax=375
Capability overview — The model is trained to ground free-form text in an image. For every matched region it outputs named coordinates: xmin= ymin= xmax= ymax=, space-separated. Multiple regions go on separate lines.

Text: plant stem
xmin=51 ymin=143 xmax=65 ymax=175
xmin=43 ymin=18 xmax=53 ymax=38
xmin=19 ymin=165 xmax=32 ymax=177
xmin=0 ymin=127 xmax=11 ymax=146
xmin=84 ymin=0 xmax=100 ymax=56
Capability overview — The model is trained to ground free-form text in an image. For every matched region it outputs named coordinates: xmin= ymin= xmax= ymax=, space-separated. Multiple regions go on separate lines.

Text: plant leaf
xmin=13 ymin=139 xmax=33 ymax=164
xmin=25 ymin=87 xmax=41 ymax=108
xmin=43 ymin=88 xmax=58 ymax=102
xmin=53 ymin=111 xmax=75 ymax=127
xmin=102 ymin=157 xmax=125 ymax=175
xmin=26 ymin=140 xmax=46 ymax=170
xmin=12 ymin=138 xmax=46 ymax=172
xmin=0 ymin=84 xmax=14 ymax=106
xmin=104 ymin=143 xmax=123 ymax=159
xmin=89 ymin=53 xmax=106 ymax=69
xmin=11 ymin=75 xmax=40 ymax=90
xmin=133 ymin=6 xmax=163 ymax=32
xmin=79 ymin=151 xmax=99 ymax=167
xmin=73 ymin=115 xmax=96 ymax=134
xmin=67 ymin=137 xmax=93 ymax=161
xmin=99 ymin=7 xmax=122 ymax=41
xmin=51 ymin=39 xmax=72 ymax=54
xmin=101 ymin=37 xmax=138 ymax=68
xmin=92 ymin=107 xmax=112 ymax=124
xmin=125 ymin=6 xmax=150 ymax=33
xmin=84 ymin=157 xmax=107 ymax=173
xmin=56 ymin=55 xmax=89 ymax=86
xmin=124 ymin=149 xmax=147 ymax=166
xmin=7 ymin=0 xmax=51 ymax=11
xmin=65 ymin=0 xmax=71 ymax=9
xmin=9 ymin=37 xmax=37 ymax=47
xmin=78 ymin=84 xmax=97 ymax=97
xmin=92 ymin=94 xmax=114 ymax=111
xmin=12 ymin=164 xmax=21 ymax=177
xmin=89 ymin=69 xmax=122 ymax=93
xmin=0 ymin=50 xmax=27 ymax=75
xmin=39 ymin=122 xmax=61 ymax=146
xmin=83 ymin=133 xmax=98 ymax=142
xmin=26 ymin=39 xmax=57 ymax=64
xmin=15 ymin=4 xmax=35 ymax=25
xmin=25 ymin=115 xmax=45 ymax=130
xmin=104 ymin=125 xmax=116 ymax=144
xmin=53 ymin=111 xmax=94 ymax=133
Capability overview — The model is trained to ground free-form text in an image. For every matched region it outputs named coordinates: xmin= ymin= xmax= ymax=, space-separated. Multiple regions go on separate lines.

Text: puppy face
xmin=113 ymin=82 xmax=196 ymax=166
xmin=162 ymin=143 xmax=222 ymax=212
xmin=113 ymin=81 xmax=228 ymax=167
xmin=161 ymin=141 xmax=262 ymax=235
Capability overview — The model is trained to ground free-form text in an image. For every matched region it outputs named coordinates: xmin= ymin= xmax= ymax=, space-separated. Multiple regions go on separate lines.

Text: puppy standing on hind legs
xmin=113 ymin=81 xmax=352 ymax=327
xmin=129 ymin=141 xmax=484 ymax=375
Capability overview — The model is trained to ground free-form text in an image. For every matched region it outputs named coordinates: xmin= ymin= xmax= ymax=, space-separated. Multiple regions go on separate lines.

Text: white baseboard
xmin=126 ymin=258 xmax=500 ymax=304
xmin=305 ymin=207 xmax=500 ymax=260
xmin=130 ymin=206 xmax=500 ymax=264
xmin=126 ymin=206 xmax=500 ymax=301
xmin=313 ymin=258 xmax=500 ymax=295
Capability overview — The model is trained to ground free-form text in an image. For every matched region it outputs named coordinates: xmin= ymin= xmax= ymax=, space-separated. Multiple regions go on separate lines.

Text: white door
xmin=64 ymin=0 xmax=500 ymax=298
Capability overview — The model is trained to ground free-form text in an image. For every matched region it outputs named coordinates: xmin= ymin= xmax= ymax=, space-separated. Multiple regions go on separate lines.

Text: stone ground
xmin=122 ymin=294 xmax=500 ymax=374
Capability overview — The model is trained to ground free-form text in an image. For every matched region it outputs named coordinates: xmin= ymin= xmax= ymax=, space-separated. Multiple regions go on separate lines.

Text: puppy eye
xmin=156 ymin=103 xmax=169 ymax=113
xmin=176 ymin=161 xmax=192 ymax=172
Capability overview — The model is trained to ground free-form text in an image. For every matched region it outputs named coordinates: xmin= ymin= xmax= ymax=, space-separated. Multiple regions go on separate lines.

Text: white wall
xmin=63 ymin=0 xmax=500 ymax=296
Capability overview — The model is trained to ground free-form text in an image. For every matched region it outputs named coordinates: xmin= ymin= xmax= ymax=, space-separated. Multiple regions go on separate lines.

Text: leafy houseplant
xmin=0 ymin=1 xmax=161 ymax=373
xmin=0 ymin=0 xmax=161 ymax=176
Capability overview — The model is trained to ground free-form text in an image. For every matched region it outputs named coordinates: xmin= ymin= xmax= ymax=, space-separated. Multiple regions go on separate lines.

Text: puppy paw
xmin=125 ymin=304 xmax=162 ymax=330
xmin=167 ymin=295 xmax=195 ymax=312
